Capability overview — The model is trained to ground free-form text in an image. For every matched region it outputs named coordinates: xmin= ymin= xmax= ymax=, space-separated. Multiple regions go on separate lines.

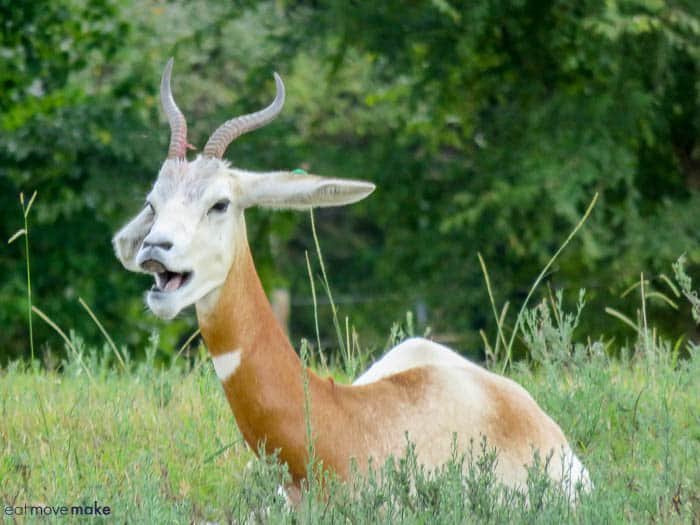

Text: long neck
xmin=196 ymin=242 xmax=295 ymax=360
xmin=196 ymin=241 xmax=323 ymax=481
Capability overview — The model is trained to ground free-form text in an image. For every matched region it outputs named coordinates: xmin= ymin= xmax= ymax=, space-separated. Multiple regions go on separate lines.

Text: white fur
xmin=354 ymin=337 xmax=592 ymax=499
xmin=237 ymin=170 xmax=375 ymax=210
xmin=559 ymin=448 xmax=594 ymax=498
xmin=354 ymin=337 xmax=477 ymax=385
xmin=211 ymin=350 xmax=242 ymax=382
xmin=113 ymin=157 xmax=375 ymax=321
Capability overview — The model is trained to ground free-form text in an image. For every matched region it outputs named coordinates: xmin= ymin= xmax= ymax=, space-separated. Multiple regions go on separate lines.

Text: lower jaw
xmin=146 ymin=290 xmax=184 ymax=320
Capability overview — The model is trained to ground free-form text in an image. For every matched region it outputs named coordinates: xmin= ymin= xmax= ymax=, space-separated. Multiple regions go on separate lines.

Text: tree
xmin=2 ymin=0 xmax=698 ymax=362
xmin=273 ymin=0 xmax=700 ymax=350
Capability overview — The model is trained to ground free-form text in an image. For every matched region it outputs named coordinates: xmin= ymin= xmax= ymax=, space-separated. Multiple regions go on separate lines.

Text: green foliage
xmin=521 ymin=288 xmax=588 ymax=365
xmin=2 ymin=299 xmax=699 ymax=523
xmin=673 ymin=254 xmax=700 ymax=324
xmin=0 ymin=1 xmax=301 ymax=359
xmin=1 ymin=0 xmax=700 ymax=360
xmin=277 ymin=0 xmax=700 ymax=351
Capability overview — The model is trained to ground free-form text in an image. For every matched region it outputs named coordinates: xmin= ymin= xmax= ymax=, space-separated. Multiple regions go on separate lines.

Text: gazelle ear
xmin=112 ymin=206 xmax=154 ymax=273
xmin=237 ymin=171 xmax=375 ymax=210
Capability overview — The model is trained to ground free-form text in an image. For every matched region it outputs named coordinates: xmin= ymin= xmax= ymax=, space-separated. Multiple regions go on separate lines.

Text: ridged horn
xmin=203 ymin=73 xmax=285 ymax=159
xmin=160 ymin=57 xmax=188 ymax=160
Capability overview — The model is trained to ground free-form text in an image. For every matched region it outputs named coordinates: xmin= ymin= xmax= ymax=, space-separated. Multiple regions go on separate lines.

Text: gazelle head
xmin=113 ymin=58 xmax=375 ymax=320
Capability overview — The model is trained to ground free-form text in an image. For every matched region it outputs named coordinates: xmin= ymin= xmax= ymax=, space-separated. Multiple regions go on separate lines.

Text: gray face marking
xmin=114 ymin=156 xmax=245 ymax=320
xmin=114 ymin=156 xmax=375 ymax=320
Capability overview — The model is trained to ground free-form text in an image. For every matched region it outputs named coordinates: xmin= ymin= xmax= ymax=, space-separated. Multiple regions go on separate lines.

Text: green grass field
xmin=2 ymin=303 xmax=699 ymax=524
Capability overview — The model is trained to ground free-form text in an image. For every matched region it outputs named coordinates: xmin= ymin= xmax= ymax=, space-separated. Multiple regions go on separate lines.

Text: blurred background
xmin=1 ymin=0 xmax=699 ymax=364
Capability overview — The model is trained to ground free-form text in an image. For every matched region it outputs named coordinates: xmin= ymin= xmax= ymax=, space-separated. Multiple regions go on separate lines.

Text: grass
xmin=7 ymin=191 xmax=38 ymax=364
xmin=1 ymin=295 xmax=699 ymax=523
xmin=1 ymin=197 xmax=699 ymax=523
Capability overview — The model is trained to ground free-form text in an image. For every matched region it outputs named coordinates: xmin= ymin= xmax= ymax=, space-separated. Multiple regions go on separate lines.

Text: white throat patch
xmin=211 ymin=350 xmax=242 ymax=382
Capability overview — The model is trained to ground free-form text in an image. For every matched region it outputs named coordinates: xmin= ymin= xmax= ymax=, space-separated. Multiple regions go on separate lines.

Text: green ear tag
xmin=291 ymin=168 xmax=308 ymax=175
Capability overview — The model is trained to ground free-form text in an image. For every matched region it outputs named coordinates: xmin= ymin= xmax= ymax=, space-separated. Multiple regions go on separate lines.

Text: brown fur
xmin=198 ymin=245 xmax=433 ymax=484
xmin=483 ymin=375 xmax=567 ymax=458
xmin=197 ymin=242 xmax=583 ymax=494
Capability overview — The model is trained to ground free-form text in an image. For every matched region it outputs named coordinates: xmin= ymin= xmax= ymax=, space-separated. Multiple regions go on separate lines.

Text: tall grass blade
xmin=174 ymin=328 xmax=201 ymax=363
xmin=479 ymin=329 xmax=495 ymax=364
xmin=12 ymin=192 xmax=38 ymax=363
xmin=79 ymin=296 xmax=127 ymax=372
xmin=644 ymin=291 xmax=678 ymax=310
xmin=502 ymin=193 xmax=598 ymax=372
xmin=671 ymin=335 xmax=684 ymax=368
xmin=659 ymin=273 xmax=680 ymax=298
xmin=621 ymin=279 xmax=648 ymax=298
xmin=203 ymin=441 xmax=238 ymax=464
xmin=640 ymin=273 xmax=649 ymax=353
xmin=299 ymin=339 xmax=317 ymax=498
xmin=31 ymin=305 xmax=95 ymax=385
xmin=7 ymin=229 xmax=26 ymax=244
xmin=305 ymin=250 xmax=323 ymax=357
xmin=309 ymin=210 xmax=347 ymax=365
xmin=605 ymin=306 xmax=641 ymax=335
xmin=478 ymin=252 xmax=508 ymax=360
xmin=24 ymin=190 xmax=38 ymax=217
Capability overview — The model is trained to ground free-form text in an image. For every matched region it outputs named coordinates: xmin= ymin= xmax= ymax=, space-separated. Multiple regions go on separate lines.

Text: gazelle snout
xmin=143 ymin=239 xmax=173 ymax=251
xmin=136 ymin=242 xmax=175 ymax=273
xmin=142 ymin=227 xmax=177 ymax=252
xmin=139 ymin=232 xmax=174 ymax=272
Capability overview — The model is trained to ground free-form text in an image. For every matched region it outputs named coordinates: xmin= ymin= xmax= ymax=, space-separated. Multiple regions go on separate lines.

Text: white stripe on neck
xmin=212 ymin=350 xmax=242 ymax=382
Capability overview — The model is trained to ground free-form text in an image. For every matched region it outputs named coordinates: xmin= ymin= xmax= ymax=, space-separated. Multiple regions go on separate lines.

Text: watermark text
xmin=4 ymin=501 xmax=111 ymax=517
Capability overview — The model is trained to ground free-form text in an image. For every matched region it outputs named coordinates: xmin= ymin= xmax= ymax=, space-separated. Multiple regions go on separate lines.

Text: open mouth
xmin=140 ymin=258 xmax=193 ymax=294
xmin=152 ymin=270 xmax=193 ymax=293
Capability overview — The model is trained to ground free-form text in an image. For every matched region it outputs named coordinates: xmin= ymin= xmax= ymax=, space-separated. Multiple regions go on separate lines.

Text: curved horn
xmin=160 ymin=57 xmax=188 ymax=160
xmin=203 ymin=73 xmax=285 ymax=159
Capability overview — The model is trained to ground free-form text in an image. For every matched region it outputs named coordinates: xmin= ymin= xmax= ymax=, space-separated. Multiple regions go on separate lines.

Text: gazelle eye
xmin=209 ymin=199 xmax=230 ymax=214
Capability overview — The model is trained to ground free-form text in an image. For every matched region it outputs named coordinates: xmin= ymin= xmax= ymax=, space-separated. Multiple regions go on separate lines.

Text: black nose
xmin=143 ymin=240 xmax=173 ymax=251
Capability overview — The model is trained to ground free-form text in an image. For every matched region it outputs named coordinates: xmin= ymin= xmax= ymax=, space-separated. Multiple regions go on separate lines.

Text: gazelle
xmin=113 ymin=58 xmax=591 ymax=501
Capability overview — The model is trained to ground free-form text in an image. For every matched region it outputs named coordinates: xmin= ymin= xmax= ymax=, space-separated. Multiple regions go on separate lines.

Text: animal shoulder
xmin=353 ymin=337 xmax=483 ymax=386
